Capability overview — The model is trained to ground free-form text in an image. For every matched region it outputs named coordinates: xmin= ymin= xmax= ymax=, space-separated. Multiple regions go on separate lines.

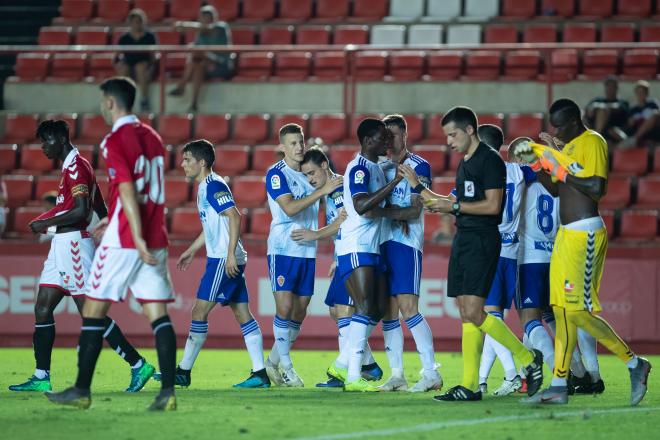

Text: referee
xmin=399 ymin=106 xmax=543 ymax=401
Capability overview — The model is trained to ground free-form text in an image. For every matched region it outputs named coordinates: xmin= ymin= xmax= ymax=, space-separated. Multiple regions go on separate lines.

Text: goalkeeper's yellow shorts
xmin=550 ymin=220 xmax=608 ymax=313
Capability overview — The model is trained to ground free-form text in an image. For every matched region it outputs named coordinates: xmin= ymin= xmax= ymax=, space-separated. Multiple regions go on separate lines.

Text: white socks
xmin=525 ymin=319 xmax=555 ymax=371
xmin=382 ymin=319 xmax=404 ymax=374
xmin=179 ymin=320 xmax=208 ymax=370
xmin=241 ymin=318 xmax=265 ymax=372
xmin=346 ymin=315 xmax=370 ymax=382
xmin=271 ymin=315 xmax=292 ymax=369
xmin=479 ymin=334 xmax=497 ymax=384
xmin=405 ymin=313 xmax=437 ymax=376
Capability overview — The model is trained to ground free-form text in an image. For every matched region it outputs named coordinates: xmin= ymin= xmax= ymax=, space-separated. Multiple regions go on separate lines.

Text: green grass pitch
xmin=1 ymin=348 xmax=658 ymax=440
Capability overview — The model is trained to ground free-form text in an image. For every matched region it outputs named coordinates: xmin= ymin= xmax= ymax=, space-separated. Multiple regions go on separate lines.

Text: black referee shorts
xmin=447 ymin=227 xmax=501 ymax=298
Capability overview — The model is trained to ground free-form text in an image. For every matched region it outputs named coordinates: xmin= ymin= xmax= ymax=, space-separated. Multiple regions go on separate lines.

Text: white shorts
xmin=85 ymin=246 xmax=174 ymax=303
xmin=39 ymin=230 xmax=95 ymax=296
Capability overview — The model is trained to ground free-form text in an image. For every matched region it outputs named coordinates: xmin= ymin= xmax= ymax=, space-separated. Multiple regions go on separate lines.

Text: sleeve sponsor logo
xmin=214 ymin=191 xmax=233 ymax=206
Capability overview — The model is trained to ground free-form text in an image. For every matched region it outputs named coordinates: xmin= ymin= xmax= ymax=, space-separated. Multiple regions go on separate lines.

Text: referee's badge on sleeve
xmin=464 ymin=180 xmax=475 ymax=197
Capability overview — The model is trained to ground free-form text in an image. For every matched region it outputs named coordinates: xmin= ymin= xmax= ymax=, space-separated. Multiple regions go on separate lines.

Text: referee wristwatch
xmin=451 ymin=201 xmax=461 ymax=216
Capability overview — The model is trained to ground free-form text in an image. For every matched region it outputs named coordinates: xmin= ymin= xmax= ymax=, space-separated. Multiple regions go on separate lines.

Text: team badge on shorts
xmin=277 ymin=275 xmax=285 ymax=287
xmin=271 ymin=174 xmax=281 ymax=190
xmin=354 ymin=170 xmax=365 ymax=184
xmin=564 ymin=280 xmax=574 ymax=292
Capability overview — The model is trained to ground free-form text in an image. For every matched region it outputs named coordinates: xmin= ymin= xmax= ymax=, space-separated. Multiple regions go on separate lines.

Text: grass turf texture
xmin=1 ymin=349 xmax=658 ymax=440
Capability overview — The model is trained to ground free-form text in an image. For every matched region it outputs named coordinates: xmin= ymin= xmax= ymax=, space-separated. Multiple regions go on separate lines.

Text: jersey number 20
xmin=134 ymin=155 xmax=165 ymax=205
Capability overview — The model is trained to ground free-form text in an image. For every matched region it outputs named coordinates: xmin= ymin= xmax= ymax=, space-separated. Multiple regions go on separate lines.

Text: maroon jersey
xmin=100 ymin=115 xmax=168 ymax=249
xmin=32 ymin=148 xmax=103 ymax=231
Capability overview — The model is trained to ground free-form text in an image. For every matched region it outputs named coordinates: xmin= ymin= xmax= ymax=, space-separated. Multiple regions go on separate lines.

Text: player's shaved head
xmin=477 ymin=124 xmax=504 ymax=150
xmin=549 ymin=98 xmax=581 ymax=125
xmin=183 ymin=139 xmax=215 ymax=169
xmin=301 ymin=147 xmax=329 ymax=167
xmin=100 ymin=77 xmax=136 ymax=111
xmin=442 ymin=106 xmax=478 ymax=134
xmin=382 ymin=114 xmax=407 ymax=132
xmin=36 ymin=120 xmax=70 ymax=143
xmin=357 ymin=118 xmax=386 ymax=145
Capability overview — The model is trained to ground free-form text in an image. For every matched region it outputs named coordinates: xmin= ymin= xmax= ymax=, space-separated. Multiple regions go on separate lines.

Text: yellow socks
xmin=478 ymin=313 xmax=534 ymax=366
xmin=461 ymin=323 xmax=483 ymax=391
xmin=552 ymin=306 xmax=578 ymax=380
xmin=567 ymin=310 xmax=634 ymax=363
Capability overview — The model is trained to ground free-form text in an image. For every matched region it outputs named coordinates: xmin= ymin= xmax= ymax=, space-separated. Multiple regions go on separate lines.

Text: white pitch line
xmin=292 ymin=405 xmax=660 ymax=440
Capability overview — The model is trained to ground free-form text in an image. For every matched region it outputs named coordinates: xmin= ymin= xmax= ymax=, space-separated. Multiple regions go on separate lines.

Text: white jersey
xmin=499 ymin=163 xmax=534 ymax=259
xmin=265 ymin=159 xmax=319 ymax=258
xmin=325 ymin=181 xmax=344 ymax=258
xmin=197 ymin=172 xmax=247 ymax=263
xmin=336 ymin=154 xmax=387 ymax=256
xmin=519 ymin=181 xmax=559 ymax=264
xmin=380 ymin=153 xmax=431 ymax=252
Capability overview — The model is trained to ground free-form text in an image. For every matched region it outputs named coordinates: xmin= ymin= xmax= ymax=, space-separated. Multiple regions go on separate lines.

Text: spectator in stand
xmin=0 ymin=180 xmax=7 ymax=237
xmin=584 ymin=76 xmax=629 ymax=144
xmin=114 ymin=8 xmax=157 ymax=112
xmin=617 ymin=81 xmax=660 ymax=149
xmin=168 ymin=5 xmax=234 ymax=112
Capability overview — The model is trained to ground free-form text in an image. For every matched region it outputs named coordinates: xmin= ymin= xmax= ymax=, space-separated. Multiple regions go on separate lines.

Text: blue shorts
xmin=267 ymin=254 xmax=315 ymax=296
xmin=485 ymin=257 xmax=517 ymax=310
xmin=336 ymin=252 xmax=382 ymax=282
xmin=516 ymin=263 xmax=550 ymax=310
xmin=381 ymin=240 xmax=422 ymax=296
xmin=324 ymin=269 xmax=353 ymax=307
xmin=197 ymin=258 xmax=248 ymax=306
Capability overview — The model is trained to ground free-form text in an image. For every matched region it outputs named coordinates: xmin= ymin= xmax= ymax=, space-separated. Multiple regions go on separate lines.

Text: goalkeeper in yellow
xmin=512 ymin=98 xmax=651 ymax=406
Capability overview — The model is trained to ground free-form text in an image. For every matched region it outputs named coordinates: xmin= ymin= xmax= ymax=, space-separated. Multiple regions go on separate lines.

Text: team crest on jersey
xmin=277 ymin=275 xmax=285 ymax=287
xmin=354 ymin=170 xmax=365 ymax=184
xmin=271 ymin=174 xmax=281 ymax=190
xmin=568 ymin=162 xmax=584 ymax=175
xmin=108 ymin=168 xmax=116 ymax=178
xmin=464 ymin=180 xmax=475 ymax=197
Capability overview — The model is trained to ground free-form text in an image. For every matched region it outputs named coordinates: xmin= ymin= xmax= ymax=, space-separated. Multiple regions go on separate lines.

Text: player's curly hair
xmin=183 ymin=139 xmax=215 ymax=169
xmin=357 ymin=118 xmax=386 ymax=145
xmin=36 ymin=119 xmax=70 ymax=142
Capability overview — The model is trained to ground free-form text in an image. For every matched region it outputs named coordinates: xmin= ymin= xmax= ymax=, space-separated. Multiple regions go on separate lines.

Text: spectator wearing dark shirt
xmin=584 ymin=76 xmax=629 ymax=143
xmin=618 ymin=80 xmax=660 ymax=149
xmin=114 ymin=9 xmax=157 ymax=112
xmin=169 ymin=5 xmax=234 ymax=112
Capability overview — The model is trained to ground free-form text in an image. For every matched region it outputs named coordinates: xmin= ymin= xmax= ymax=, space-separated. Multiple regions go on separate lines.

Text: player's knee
xmin=462 ymin=308 xmax=485 ymax=326
xmin=34 ymin=303 xmax=54 ymax=322
xmin=191 ymin=303 xmax=210 ymax=321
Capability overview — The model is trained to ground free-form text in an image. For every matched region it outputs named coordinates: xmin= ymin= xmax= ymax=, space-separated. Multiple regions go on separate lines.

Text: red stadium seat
xmin=601 ymin=210 xmax=615 ymax=238
xmin=43 ymin=113 xmax=78 ymax=139
xmin=277 ymin=0 xmax=313 ymax=22
xmin=56 ymin=0 xmax=94 ymax=23
xmin=506 ymin=113 xmax=544 ymax=141
xmin=619 ymin=210 xmax=658 ymax=241
xmin=313 ymin=0 xmax=350 ymax=22
xmin=232 ymin=176 xmax=266 ymax=208
xmin=274 ymin=52 xmax=312 ymax=80
xmin=260 ymin=26 xmax=294 ymax=45
xmin=635 ymin=177 xmax=660 ymax=209
xmin=170 ymin=0 xmax=202 ymax=20
xmin=2 ymin=175 xmax=34 ymax=207
xmin=464 ymin=51 xmax=500 ymax=80
xmin=158 ymin=114 xmax=192 ymax=145
xmin=237 ymin=0 xmax=276 ymax=22
xmin=623 ymin=49 xmax=659 ymax=79
xmin=563 ymin=23 xmax=596 ymax=43
xmin=329 ymin=146 xmax=357 ymax=174
xmin=76 ymin=144 xmax=95 ymax=166
xmin=423 ymin=114 xmax=445 ymax=144
xmin=353 ymin=51 xmax=387 ymax=80
xmin=206 ymin=0 xmax=240 ymax=22
xmin=309 ymin=114 xmax=347 ymax=144
xmin=501 ymin=0 xmax=536 ymax=18
xmin=296 ymin=25 xmax=331 ymax=45
xmin=38 ymin=26 xmax=72 ymax=46
xmin=431 ymin=177 xmax=455 ymax=196
xmin=389 ymin=51 xmax=425 ymax=81
xmin=235 ymin=52 xmax=273 ymax=80
xmin=640 ymin=24 xmax=660 ymax=42
xmin=425 ymin=51 xmax=462 ymax=80
xmin=0 ymin=144 xmax=18 ymax=173
xmin=270 ymin=114 xmax=309 ymax=142
xmin=228 ymin=114 xmax=270 ymax=144
xmin=601 ymin=23 xmax=635 ymax=43
xmin=447 ymin=151 xmax=464 ymax=173
xmin=334 ymin=25 xmax=369 ymax=45
xmin=232 ymin=27 xmax=257 ymax=45
xmin=194 ymin=114 xmax=231 ymax=143
xmin=34 ymin=175 xmax=61 ymax=199
xmin=611 ymin=148 xmax=649 ymax=177
xmin=95 ymin=0 xmax=131 ymax=23
xmin=170 ymin=207 xmax=202 ymax=239
xmin=617 ymin=0 xmax=651 ymax=17
xmin=12 ymin=207 xmax=45 ymax=235
xmin=351 ymin=0 xmax=389 ymax=22
xmin=600 ymin=176 xmax=631 ymax=209
xmin=78 ymin=114 xmax=108 ymax=144
xmin=13 ymin=53 xmax=50 ymax=81
xmin=550 ymin=49 xmax=579 ymax=80
xmin=2 ymin=114 xmax=38 ymax=144
xmin=577 ymin=0 xmax=612 ymax=17
xmin=215 ymin=145 xmax=250 ymax=175
xmin=50 ymin=53 xmax=87 ymax=80
xmin=504 ymin=50 xmax=541 ymax=80
xmin=164 ymin=176 xmax=190 ymax=207
xmin=423 ymin=213 xmax=441 ymax=242
xmin=247 ymin=208 xmax=272 ymax=238
xmin=251 ymin=145 xmax=280 ymax=172
xmin=412 ymin=146 xmax=446 ymax=175
xmin=88 ymin=53 xmax=116 ymax=80
xmin=312 ymin=51 xmax=346 ymax=80
xmin=523 ymin=24 xmax=558 ymax=43
xmin=402 ymin=114 xmax=424 ymax=144
xmin=111 ymin=27 xmax=129 ymax=45
xmin=75 ymin=26 xmax=109 ymax=45
xmin=484 ymin=25 xmax=518 ymax=44
xmin=541 ymin=0 xmax=575 ymax=17
xmin=153 ymin=29 xmax=182 ymax=45
xmin=19 ymin=145 xmax=55 ymax=173
xmin=133 ymin=0 xmax=167 ymax=22
xmin=479 ymin=113 xmax=505 ymax=129
xmin=582 ymin=49 xmax=619 ymax=79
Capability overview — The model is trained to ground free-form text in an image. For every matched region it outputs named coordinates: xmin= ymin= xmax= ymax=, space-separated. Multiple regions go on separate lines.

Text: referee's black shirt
xmin=454 ymin=142 xmax=506 ymax=230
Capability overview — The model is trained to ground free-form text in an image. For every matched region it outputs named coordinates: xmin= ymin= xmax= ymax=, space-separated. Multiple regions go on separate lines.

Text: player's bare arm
xmin=399 ymin=164 xmax=455 ymax=203
xmin=353 ymin=174 xmax=402 ymax=215
xmin=222 ymin=206 xmax=242 ymax=278
xmin=291 ymin=208 xmax=346 ymax=242
xmin=178 ymin=231 xmax=205 ymax=271
xmin=276 ymin=176 xmax=343 ymax=217
xmin=118 ymin=181 xmax=157 ymax=265
xmin=29 ymin=194 xmax=91 ymax=234
xmin=430 ymin=188 xmax=503 ymax=215
xmin=372 ymin=195 xmax=422 ymax=221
